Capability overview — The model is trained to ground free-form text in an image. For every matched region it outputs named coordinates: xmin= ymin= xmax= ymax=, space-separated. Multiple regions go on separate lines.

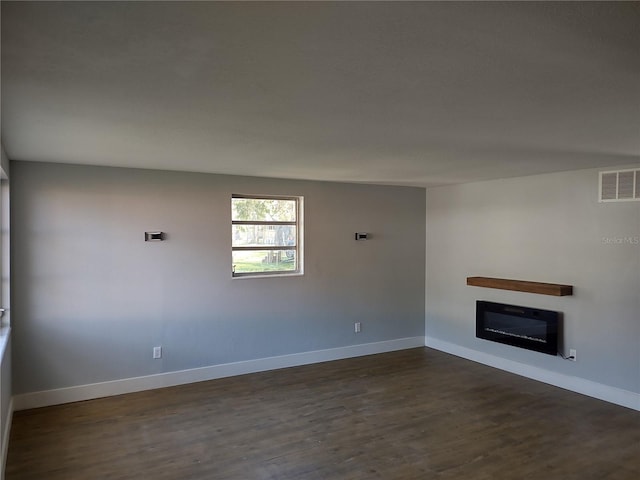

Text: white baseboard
xmin=13 ymin=337 xmax=425 ymax=411
xmin=1 ymin=398 xmax=13 ymax=480
xmin=426 ymin=336 xmax=640 ymax=411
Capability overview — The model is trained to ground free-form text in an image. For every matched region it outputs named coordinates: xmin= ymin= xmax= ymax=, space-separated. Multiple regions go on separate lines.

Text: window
xmin=232 ymin=195 xmax=302 ymax=277
xmin=599 ymin=169 xmax=640 ymax=202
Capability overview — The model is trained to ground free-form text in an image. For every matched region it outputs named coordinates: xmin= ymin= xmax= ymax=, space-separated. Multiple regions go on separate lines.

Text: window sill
xmin=232 ymin=272 xmax=304 ymax=280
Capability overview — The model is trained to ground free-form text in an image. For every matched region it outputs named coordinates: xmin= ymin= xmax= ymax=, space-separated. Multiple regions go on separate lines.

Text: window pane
xmin=233 ymin=225 xmax=296 ymax=247
xmin=232 ymin=197 xmax=296 ymax=222
xmin=232 ymin=250 xmax=297 ymax=274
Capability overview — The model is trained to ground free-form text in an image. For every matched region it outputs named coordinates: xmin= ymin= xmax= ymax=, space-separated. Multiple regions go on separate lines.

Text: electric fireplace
xmin=476 ymin=301 xmax=559 ymax=355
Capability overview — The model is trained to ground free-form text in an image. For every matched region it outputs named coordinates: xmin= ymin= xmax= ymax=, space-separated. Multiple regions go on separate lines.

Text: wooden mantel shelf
xmin=467 ymin=277 xmax=573 ymax=296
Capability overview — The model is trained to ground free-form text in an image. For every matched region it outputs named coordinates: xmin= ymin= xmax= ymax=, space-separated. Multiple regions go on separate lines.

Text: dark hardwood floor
xmin=6 ymin=348 xmax=640 ymax=479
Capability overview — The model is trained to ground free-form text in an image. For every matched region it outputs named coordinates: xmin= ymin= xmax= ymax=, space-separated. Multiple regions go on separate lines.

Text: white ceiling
xmin=1 ymin=1 xmax=639 ymax=187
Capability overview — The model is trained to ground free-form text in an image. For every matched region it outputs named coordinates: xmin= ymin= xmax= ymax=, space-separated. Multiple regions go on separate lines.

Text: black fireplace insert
xmin=476 ymin=301 xmax=559 ymax=355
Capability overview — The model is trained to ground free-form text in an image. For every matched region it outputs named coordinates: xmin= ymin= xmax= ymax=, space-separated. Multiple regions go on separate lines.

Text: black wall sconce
xmin=355 ymin=232 xmax=369 ymax=241
xmin=145 ymin=231 xmax=165 ymax=241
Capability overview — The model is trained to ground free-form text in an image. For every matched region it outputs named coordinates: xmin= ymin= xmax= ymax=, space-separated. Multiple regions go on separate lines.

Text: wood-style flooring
xmin=6 ymin=348 xmax=640 ymax=479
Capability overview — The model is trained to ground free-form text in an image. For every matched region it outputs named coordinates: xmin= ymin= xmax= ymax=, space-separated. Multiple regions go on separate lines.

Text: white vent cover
xmin=599 ymin=169 xmax=640 ymax=202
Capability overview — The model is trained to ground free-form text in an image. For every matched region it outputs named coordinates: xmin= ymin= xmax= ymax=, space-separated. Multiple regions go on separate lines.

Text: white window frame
xmin=231 ymin=194 xmax=303 ymax=278
xmin=599 ymin=169 xmax=640 ymax=202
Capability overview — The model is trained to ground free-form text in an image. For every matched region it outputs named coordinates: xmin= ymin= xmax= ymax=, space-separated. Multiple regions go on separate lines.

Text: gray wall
xmin=426 ymin=166 xmax=640 ymax=393
xmin=11 ymin=161 xmax=425 ymax=394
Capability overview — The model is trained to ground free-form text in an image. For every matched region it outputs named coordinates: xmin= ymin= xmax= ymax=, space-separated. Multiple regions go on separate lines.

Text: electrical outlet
xmin=153 ymin=346 xmax=162 ymax=359
xmin=569 ymin=349 xmax=577 ymax=361
xmin=354 ymin=322 xmax=361 ymax=333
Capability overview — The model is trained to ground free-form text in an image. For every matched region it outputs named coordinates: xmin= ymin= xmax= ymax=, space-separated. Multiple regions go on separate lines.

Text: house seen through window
xmin=232 ymin=195 xmax=302 ymax=277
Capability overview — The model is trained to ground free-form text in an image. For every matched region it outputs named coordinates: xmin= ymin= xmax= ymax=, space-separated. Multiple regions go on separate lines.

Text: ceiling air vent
xmin=599 ymin=169 xmax=640 ymax=202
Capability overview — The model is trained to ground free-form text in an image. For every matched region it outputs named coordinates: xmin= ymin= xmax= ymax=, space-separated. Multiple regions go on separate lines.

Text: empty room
xmin=0 ymin=1 xmax=639 ymax=479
